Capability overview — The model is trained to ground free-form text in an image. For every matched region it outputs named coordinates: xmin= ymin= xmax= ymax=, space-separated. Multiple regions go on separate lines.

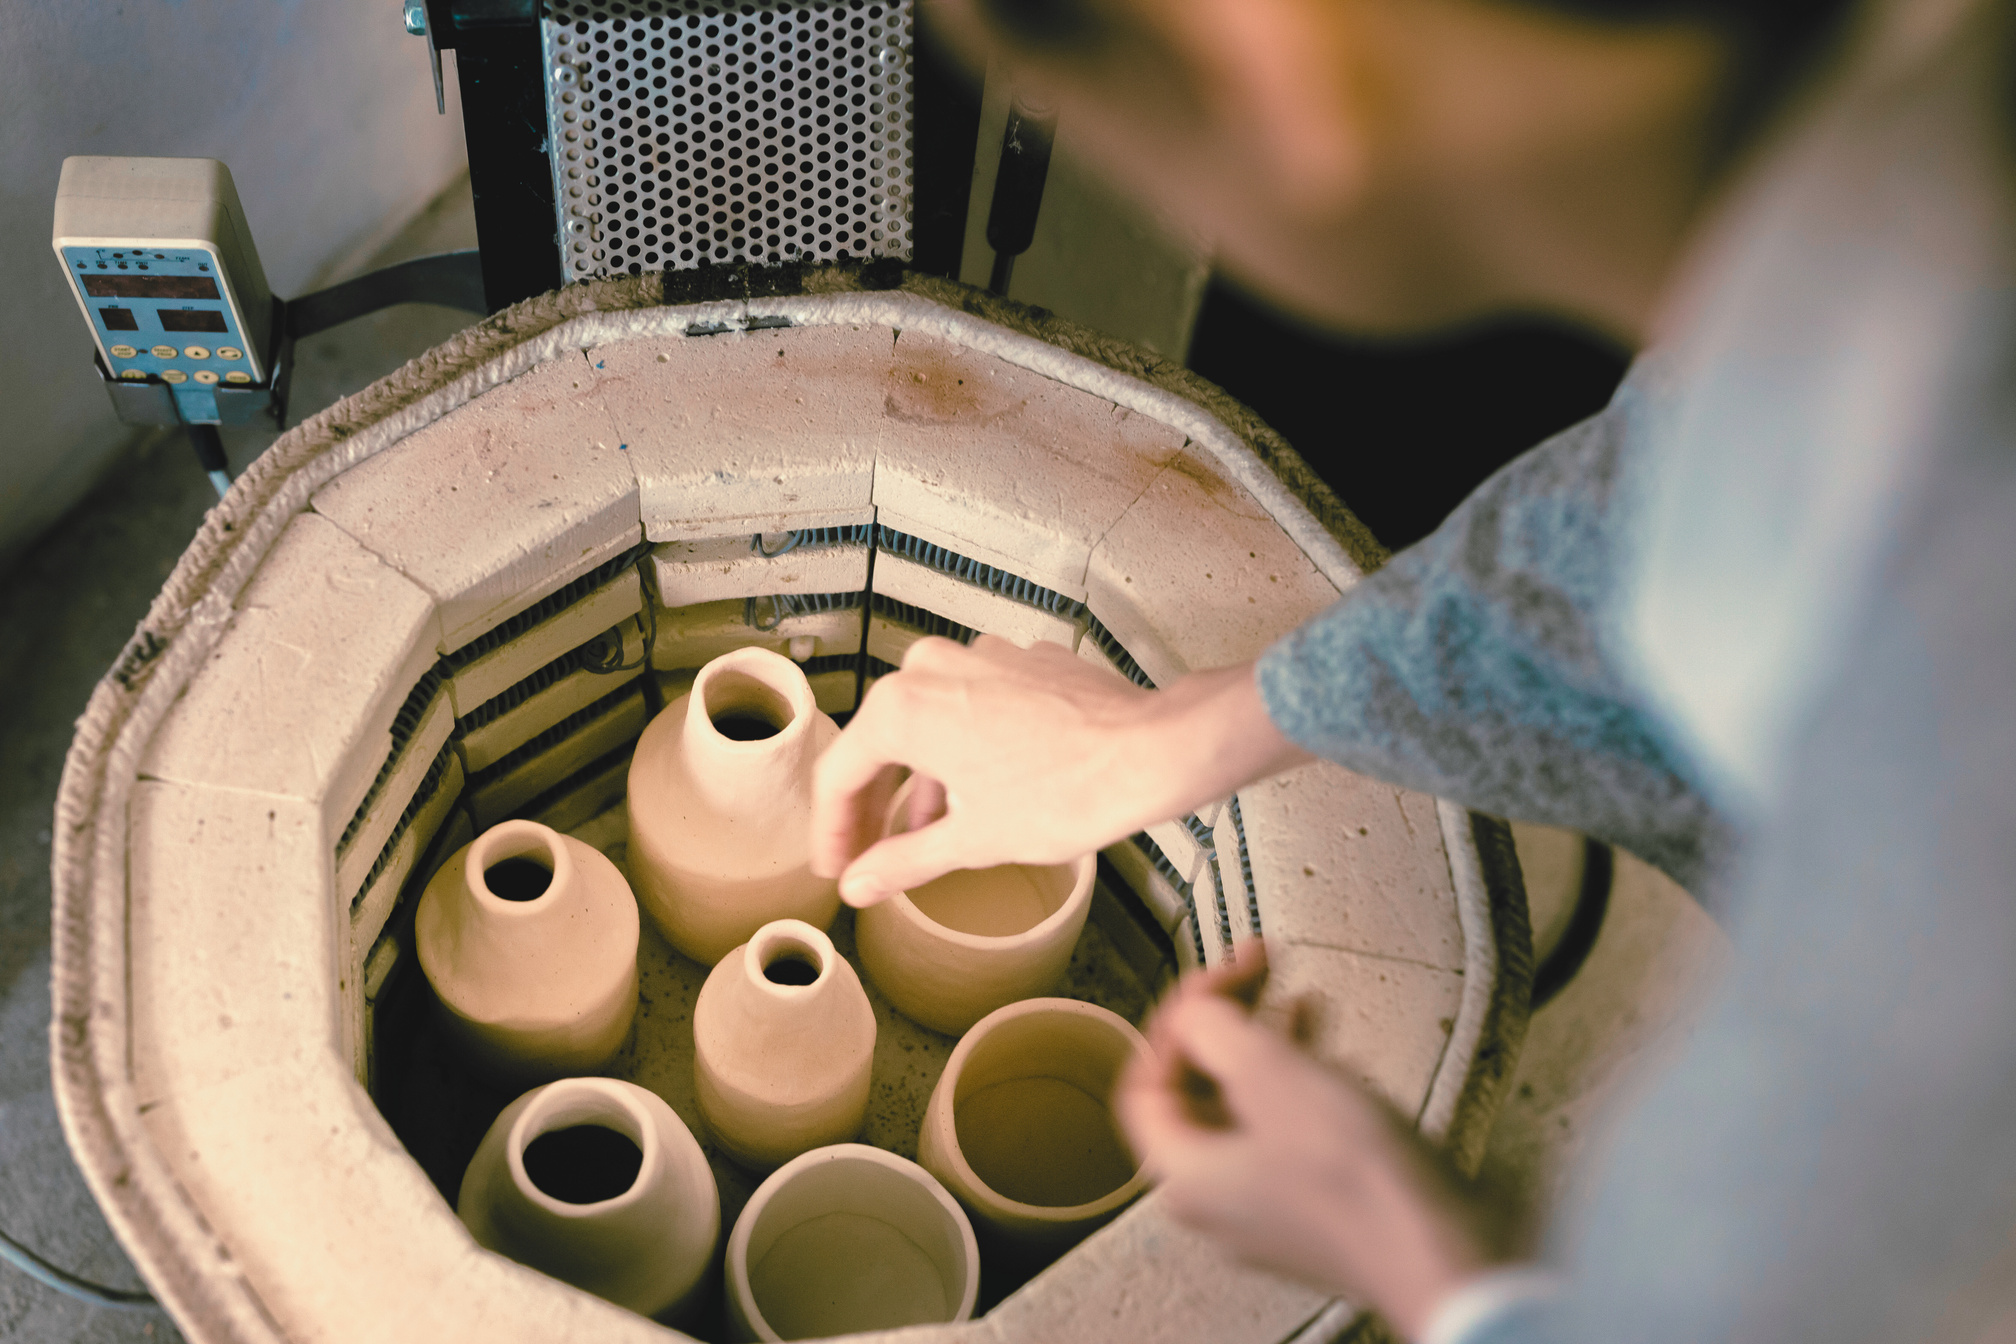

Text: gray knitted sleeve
xmin=1256 ymin=401 xmax=1733 ymax=898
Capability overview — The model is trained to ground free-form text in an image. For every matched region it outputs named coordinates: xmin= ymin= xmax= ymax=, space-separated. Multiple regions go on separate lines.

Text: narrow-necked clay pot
xmin=694 ymin=919 xmax=876 ymax=1169
xmin=856 ymin=848 xmax=1096 ymax=1035
xmin=726 ymin=1143 xmax=979 ymax=1342
xmin=627 ymin=647 xmax=842 ymax=964
xmin=416 ymin=818 xmax=639 ymax=1081
xmin=458 ymin=1076 xmax=719 ymax=1322
xmin=918 ymin=998 xmax=1151 ymax=1258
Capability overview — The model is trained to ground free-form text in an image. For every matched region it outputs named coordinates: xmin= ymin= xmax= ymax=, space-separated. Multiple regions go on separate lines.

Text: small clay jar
xmin=918 ymin=998 xmax=1152 ymax=1259
xmin=855 ymin=847 xmax=1096 ymax=1036
xmin=627 ymin=647 xmax=842 ymax=964
xmin=416 ymin=818 xmax=639 ymax=1081
xmin=693 ymin=919 xmax=876 ymax=1169
xmin=458 ymin=1076 xmax=719 ymax=1322
xmin=726 ymin=1143 xmax=979 ymax=1342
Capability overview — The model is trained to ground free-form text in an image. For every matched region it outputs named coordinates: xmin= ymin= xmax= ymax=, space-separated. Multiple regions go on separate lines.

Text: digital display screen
xmin=99 ymin=307 xmax=138 ymax=331
xmin=159 ymin=308 xmax=229 ymax=334
xmin=81 ymin=273 xmax=221 ymax=300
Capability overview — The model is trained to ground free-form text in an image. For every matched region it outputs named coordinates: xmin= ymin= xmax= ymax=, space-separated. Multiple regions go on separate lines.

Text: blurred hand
xmin=1118 ymin=947 xmax=1512 ymax=1340
xmin=810 ymin=635 xmax=1308 ymax=905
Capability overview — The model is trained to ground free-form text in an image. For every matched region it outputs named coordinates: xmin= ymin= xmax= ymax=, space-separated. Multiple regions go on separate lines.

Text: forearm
xmin=1103 ymin=660 xmax=1313 ymax=841
xmin=1257 ymin=390 xmax=1733 ymax=897
xmin=814 ymin=639 xmax=1314 ymax=895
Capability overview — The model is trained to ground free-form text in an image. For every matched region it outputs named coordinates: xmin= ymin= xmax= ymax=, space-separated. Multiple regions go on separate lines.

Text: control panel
xmin=52 ymin=157 xmax=274 ymax=421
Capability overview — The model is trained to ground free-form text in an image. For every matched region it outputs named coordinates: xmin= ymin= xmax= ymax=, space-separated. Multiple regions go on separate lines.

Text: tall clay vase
xmin=627 ymin=647 xmax=841 ymax=964
xmin=458 ymin=1076 xmax=720 ymax=1322
xmin=726 ymin=1143 xmax=979 ymax=1342
xmin=856 ymin=846 xmax=1096 ymax=1036
xmin=918 ymin=998 xmax=1152 ymax=1261
xmin=416 ymin=818 xmax=639 ymax=1081
xmin=694 ymin=919 xmax=876 ymax=1169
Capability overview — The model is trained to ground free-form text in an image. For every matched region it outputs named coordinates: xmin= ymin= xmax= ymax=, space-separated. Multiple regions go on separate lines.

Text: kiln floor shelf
xmin=371 ymin=802 xmax=1161 ymax=1340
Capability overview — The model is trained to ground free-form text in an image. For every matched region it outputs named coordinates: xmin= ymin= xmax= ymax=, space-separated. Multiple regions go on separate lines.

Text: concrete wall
xmin=0 ymin=0 xmax=469 ymax=574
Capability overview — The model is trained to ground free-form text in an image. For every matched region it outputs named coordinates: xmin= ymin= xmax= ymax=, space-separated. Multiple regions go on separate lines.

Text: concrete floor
xmin=0 ymin=175 xmax=1730 ymax=1340
xmin=0 ymin=178 xmax=479 ymax=1344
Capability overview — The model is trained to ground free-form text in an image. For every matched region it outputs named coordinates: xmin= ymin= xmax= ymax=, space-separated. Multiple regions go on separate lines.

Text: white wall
xmin=959 ymin=62 xmax=1209 ymax=363
xmin=0 ymin=0 xmax=470 ymax=573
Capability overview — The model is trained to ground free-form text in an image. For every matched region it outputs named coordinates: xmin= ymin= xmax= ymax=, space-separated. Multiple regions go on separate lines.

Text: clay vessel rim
xmin=504 ymin=1077 xmax=660 ymax=1218
xmin=464 ymin=818 xmax=572 ymax=917
xmin=882 ymin=851 xmax=1096 ymax=951
xmin=742 ymin=919 xmax=837 ymax=997
xmin=648 ymin=701 xmax=838 ymax=783
xmin=725 ymin=1142 xmax=980 ymax=1338
xmin=688 ymin=646 xmax=816 ymax=749
xmin=932 ymin=998 xmax=1152 ymax=1222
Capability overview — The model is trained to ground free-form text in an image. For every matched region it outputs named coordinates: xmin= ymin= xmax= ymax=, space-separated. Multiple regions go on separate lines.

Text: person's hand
xmin=810 ymin=635 xmax=1308 ymax=906
xmin=1118 ymin=947 xmax=1512 ymax=1339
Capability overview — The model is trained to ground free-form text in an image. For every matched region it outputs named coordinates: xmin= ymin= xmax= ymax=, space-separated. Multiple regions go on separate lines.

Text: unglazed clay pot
xmin=416 ymin=819 xmax=639 ymax=1081
xmin=694 ymin=919 xmax=876 ymax=1169
xmin=627 ymin=646 xmax=842 ymax=964
xmin=856 ymin=845 xmax=1096 ymax=1036
xmin=919 ymin=998 xmax=1151 ymax=1258
xmin=458 ymin=1076 xmax=719 ymax=1322
xmin=726 ymin=1143 xmax=979 ymax=1342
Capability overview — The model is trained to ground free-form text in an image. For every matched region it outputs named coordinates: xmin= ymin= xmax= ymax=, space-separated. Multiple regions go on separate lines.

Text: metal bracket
xmin=284 ymin=250 xmax=485 ymax=341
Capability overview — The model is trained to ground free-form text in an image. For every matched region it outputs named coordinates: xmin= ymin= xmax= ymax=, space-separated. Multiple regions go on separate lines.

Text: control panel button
xmin=224 ymin=371 xmax=253 ymax=384
xmin=150 ymin=344 xmax=177 ymax=358
xmin=193 ymin=370 xmax=220 ymax=385
xmin=160 ymin=370 xmax=188 ymax=384
xmin=119 ymin=369 xmax=148 ymax=381
xmin=183 ymin=345 xmax=211 ymax=360
xmin=217 ymin=346 xmax=244 ymax=361
xmin=109 ymin=344 xmax=137 ymax=359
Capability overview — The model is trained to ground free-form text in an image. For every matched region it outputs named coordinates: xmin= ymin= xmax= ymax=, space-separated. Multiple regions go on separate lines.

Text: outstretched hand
xmin=809 ymin=635 xmax=1308 ymax=906
xmin=1118 ymin=945 xmax=1513 ymax=1340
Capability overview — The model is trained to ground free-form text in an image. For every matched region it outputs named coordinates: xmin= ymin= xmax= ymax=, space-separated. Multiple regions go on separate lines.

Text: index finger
xmin=808 ymin=675 xmax=921 ymax=877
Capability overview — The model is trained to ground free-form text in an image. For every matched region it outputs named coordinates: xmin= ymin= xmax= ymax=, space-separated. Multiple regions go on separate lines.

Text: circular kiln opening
xmin=89 ymin=306 xmax=1499 ymax=1344
xmin=362 ymin=530 xmax=1186 ymax=1335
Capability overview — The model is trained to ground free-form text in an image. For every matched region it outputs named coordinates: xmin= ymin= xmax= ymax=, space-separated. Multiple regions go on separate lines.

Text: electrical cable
xmin=0 ymin=1224 xmax=157 ymax=1310
xmin=985 ymin=95 xmax=1058 ymax=295
xmin=186 ymin=423 xmax=231 ymax=499
xmin=1529 ymin=837 xmax=1615 ymax=1009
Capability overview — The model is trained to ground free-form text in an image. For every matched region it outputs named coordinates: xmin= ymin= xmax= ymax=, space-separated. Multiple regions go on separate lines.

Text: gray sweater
xmin=1255 ymin=1 xmax=2016 ymax=1337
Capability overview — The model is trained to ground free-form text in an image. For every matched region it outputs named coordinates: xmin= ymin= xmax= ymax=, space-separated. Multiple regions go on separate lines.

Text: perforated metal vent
xmin=541 ymin=1 xmax=914 ymax=282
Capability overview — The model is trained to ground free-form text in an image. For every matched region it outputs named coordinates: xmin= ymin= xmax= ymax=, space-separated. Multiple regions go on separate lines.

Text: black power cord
xmin=986 ymin=95 xmax=1058 ymax=295
xmin=1530 ymin=837 xmax=1615 ymax=1010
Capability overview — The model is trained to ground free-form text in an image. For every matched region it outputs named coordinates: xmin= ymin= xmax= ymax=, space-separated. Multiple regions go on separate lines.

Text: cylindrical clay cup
xmin=918 ymin=998 xmax=1152 ymax=1258
xmin=726 ymin=1143 xmax=979 ymax=1342
xmin=457 ymin=1076 xmax=720 ymax=1323
xmin=855 ymin=782 xmax=1096 ymax=1035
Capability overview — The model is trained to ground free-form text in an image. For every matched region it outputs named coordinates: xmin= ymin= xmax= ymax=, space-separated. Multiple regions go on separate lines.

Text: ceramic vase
xmin=627 ymin=646 xmax=842 ymax=964
xmin=855 ymin=843 xmax=1096 ymax=1035
xmin=918 ymin=998 xmax=1151 ymax=1259
xmin=694 ymin=919 xmax=876 ymax=1169
xmin=416 ymin=818 xmax=639 ymax=1081
xmin=457 ymin=1076 xmax=719 ymax=1322
xmin=726 ymin=1143 xmax=979 ymax=1342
